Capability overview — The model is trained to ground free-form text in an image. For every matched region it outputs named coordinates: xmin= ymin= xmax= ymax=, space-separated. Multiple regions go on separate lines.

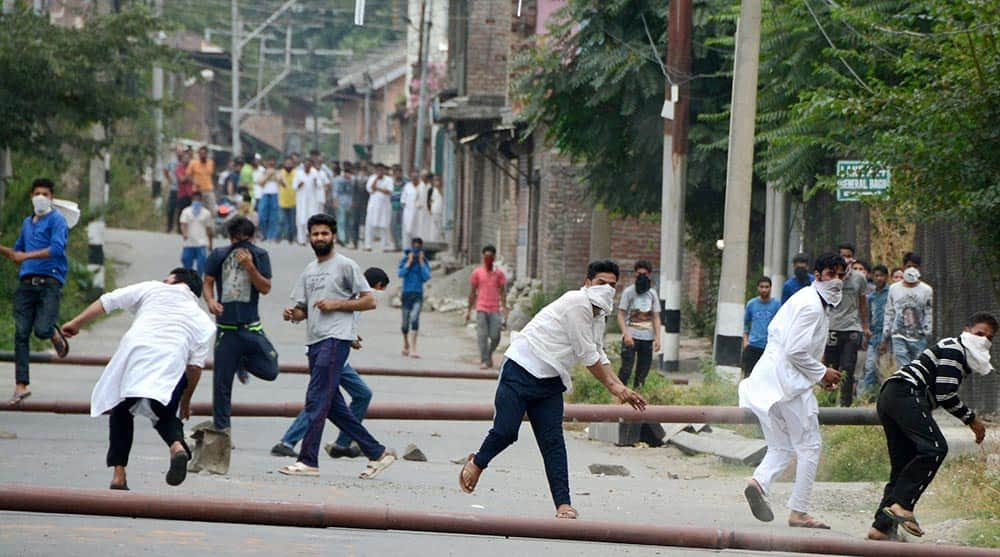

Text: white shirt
xmin=738 ymin=285 xmax=829 ymax=428
xmin=252 ymin=166 xmax=266 ymax=200
xmin=90 ymin=281 xmax=215 ymax=417
xmin=179 ymin=205 xmax=212 ymax=247
xmin=262 ymin=168 xmax=280 ymax=195
xmin=295 ymin=168 xmax=324 ymax=225
xmin=365 ymin=175 xmax=394 ymax=228
xmin=401 ymin=181 xmax=419 ymax=232
xmin=504 ymin=289 xmax=611 ymax=390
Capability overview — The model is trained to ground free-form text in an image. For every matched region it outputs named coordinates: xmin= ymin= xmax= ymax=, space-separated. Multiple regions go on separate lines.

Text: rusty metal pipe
xmin=3 ymin=400 xmax=879 ymax=424
xmin=0 ymin=485 xmax=987 ymax=556
xmin=0 ymin=350 xmax=682 ymax=385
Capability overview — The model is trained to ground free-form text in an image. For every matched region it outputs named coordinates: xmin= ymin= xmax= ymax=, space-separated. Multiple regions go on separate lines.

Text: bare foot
xmin=402 ymin=347 xmax=409 ymax=357
xmin=410 ymin=352 xmax=421 ymax=359
xmin=479 ymin=362 xmax=489 ymax=370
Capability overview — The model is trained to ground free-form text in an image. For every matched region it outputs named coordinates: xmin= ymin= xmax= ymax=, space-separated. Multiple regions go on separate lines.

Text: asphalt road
xmin=0 ymin=229 xmax=918 ymax=556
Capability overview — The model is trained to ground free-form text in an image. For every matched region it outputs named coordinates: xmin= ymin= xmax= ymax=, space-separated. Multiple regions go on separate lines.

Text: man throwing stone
xmin=739 ymin=253 xmax=846 ymax=529
xmin=460 ymin=260 xmax=647 ymax=519
xmin=61 ymin=268 xmax=214 ymax=490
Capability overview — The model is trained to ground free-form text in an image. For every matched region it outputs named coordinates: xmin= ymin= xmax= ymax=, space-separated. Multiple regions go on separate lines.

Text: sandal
xmin=359 ymin=449 xmax=396 ymax=480
xmin=109 ymin=481 xmax=129 ymax=491
xmin=555 ymin=505 xmax=578 ymax=519
xmin=744 ymin=480 xmax=774 ymax=523
xmin=165 ymin=450 xmax=190 ymax=486
xmin=789 ymin=515 xmax=831 ymax=529
xmin=51 ymin=326 xmax=70 ymax=358
xmin=8 ymin=391 xmax=31 ymax=406
xmin=459 ymin=454 xmax=482 ymax=494
xmin=278 ymin=462 xmax=320 ymax=476
xmin=882 ymin=507 xmax=924 ymax=537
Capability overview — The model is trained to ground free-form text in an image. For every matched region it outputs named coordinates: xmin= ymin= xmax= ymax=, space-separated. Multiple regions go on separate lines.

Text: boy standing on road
xmin=616 ymin=260 xmax=662 ymax=387
xmin=399 ymin=237 xmax=432 ymax=358
xmin=460 ymin=260 xmax=647 ymax=519
xmin=1 ymin=178 xmax=71 ymax=405
xmin=465 ymin=245 xmax=508 ymax=369
xmin=178 ymin=191 xmax=213 ymax=276
xmin=277 ymin=214 xmax=396 ymax=478
xmin=826 ymin=243 xmax=871 ymax=407
xmin=881 ymin=252 xmax=934 ymax=368
xmin=859 ymin=265 xmax=890 ymax=393
xmin=203 ymin=216 xmax=280 ymax=439
xmin=742 ymin=277 xmax=780 ymax=378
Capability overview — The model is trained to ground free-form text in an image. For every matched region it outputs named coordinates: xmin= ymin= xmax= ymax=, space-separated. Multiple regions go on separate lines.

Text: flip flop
xmin=359 ymin=449 xmax=396 ymax=480
xmin=278 ymin=462 xmax=320 ymax=476
xmin=8 ymin=391 xmax=31 ymax=406
xmin=789 ymin=515 xmax=831 ymax=529
xmin=51 ymin=326 xmax=70 ymax=358
xmin=555 ymin=506 xmax=578 ymax=519
xmin=459 ymin=453 xmax=482 ymax=494
xmin=109 ymin=482 xmax=129 ymax=491
xmin=744 ymin=481 xmax=774 ymax=522
xmin=165 ymin=451 xmax=190 ymax=486
xmin=882 ymin=507 xmax=924 ymax=537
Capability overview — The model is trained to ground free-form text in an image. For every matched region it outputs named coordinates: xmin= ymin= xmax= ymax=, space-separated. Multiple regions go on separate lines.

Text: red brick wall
xmin=535 ymin=141 xmax=592 ymax=289
xmin=466 ymin=0 xmax=512 ymax=97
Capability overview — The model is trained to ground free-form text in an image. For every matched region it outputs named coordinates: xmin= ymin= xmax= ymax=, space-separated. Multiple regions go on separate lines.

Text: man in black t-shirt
xmin=203 ymin=216 xmax=280 ymax=432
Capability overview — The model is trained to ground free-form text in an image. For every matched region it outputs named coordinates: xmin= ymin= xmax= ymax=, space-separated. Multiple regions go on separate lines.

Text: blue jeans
xmin=278 ymin=207 xmax=296 ymax=243
xmin=280 ymin=363 xmax=372 ymax=449
xmin=474 ymin=358 xmax=570 ymax=508
xmin=258 ymin=194 xmax=279 ymax=240
xmin=13 ymin=280 xmax=62 ymax=385
xmin=298 ymin=339 xmax=384 ymax=467
xmin=335 ymin=205 xmax=354 ymax=245
xmin=181 ymin=246 xmax=207 ymax=277
xmin=860 ymin=335 xmax=883 ymax=391
xmin=892 ymin=336 xmax=927 ymax=369
xmin=213 ymin=325 xmax=280 ymax=430
xmin=401 ymin=292 xmax=423 ymax=334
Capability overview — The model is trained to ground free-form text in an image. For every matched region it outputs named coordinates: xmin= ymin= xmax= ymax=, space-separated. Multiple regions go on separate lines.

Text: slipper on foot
xmin=165 ymin=451 xmax=189 ymax=486
xmin=359 ymin=449 xmax=396 ymax=480
xmin=8 ymin=391 xmax=31 ymax=406
xmin=279 ymin=462 xmax=319 ymax=476
xmin=744 ymin=482 xmax=774 ymax=523
xmin=882 ymin=507 xmax=923 ymax=537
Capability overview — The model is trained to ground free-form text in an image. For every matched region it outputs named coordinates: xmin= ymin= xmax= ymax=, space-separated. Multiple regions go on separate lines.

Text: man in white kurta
xmin=400 ymin=174 xmax=419 ymax=248
xmin=364 ymin=163 xmax=393 ymax=252
xmin=738 ymin=253 xmax=845 ymax=529
xmin=295 ymin=162 xmax=324 ymax=245
xmin=61 ymin=268 xmax=215 ymax=490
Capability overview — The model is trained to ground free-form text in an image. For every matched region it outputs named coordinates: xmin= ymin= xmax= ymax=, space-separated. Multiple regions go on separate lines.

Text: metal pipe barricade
xmin=0 ymin=485 xmax=987 ymax=556
xmin=3 ymin=400 xmax=880 ymax=425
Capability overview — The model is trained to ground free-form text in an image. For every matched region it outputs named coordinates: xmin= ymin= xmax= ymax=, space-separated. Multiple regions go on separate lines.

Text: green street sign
xmin=836 ymin=160 xmax=890 ymax=202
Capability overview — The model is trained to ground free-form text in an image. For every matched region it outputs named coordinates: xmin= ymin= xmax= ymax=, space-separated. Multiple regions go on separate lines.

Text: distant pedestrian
xmin=781 ymin=253 xmax=814 ymax=304
xmin=742 ymin=276 xmax=780 ymax=378
xmin=257 ymin=158 xmax=280 ymax=241
xmin=350 ymin=162 xmax=370 ymax=249
xmin=400 ymin=170 xmax=419 ymax=248
xmin=175 ymin=151 xmax=194 ymax=230
xmin=294 ymin=159 xmax=324 ymax=245
xmin=399 ymin=237 xmax=432 ymax=358
xmin=740 ymin=253 xmax=846 ymax=530
xmin=881 ymin=252 xmax=933 ymax=368
xmin=178 ymin=191 xmax=213 ymax=276
xmin=364 ymin=163 xmax=393 ymax=252
xmin=164 ymin=146 xmax=185 ymax=233
xmin=186 ymin=146 xmax=216 ymax=212
xmin=61 ymin=268 xmax=214 ymax=490
xmin=270 ymin=266 xmax=390 ymax=459
xmin=1 ymin=178 xmax=71 ymax=405
xmin=413 ymin=173 xmax=444 ymax=243
xmin=465 ymin=245 xmax=508 ymax=369
xmin=203 ymin=217 xmax=279 ymax=441
xmin=867 ymin=312 xmax=995 ymax=542
xmin=859 ymin=265 xmax=890 ymax=393
xmin=277 ymin=157 xmax=297 ymax=244
xmin=332 ymin=163 xmax=355 ymax=246
xmin=390 ymin=165 xmax=405 ymax=250
xmin=277 ymin=214 xmax=396 ymax=478
xmin=459 ymin=260 xmax=647 ymax=519
xmin=251 ymin=154 xmax=265 ymax=209
xmin=239 ymin=157 xmax=256 ymax=200
xmin=826 ymin=243 xmax=871 ymax=407
xmin=852 ymin=259 xmax=874 ymax=295
xmin=616 ymin=260 xmax=662 ymax=387
xmin=890 ymin=267 xmax=904 ymax=284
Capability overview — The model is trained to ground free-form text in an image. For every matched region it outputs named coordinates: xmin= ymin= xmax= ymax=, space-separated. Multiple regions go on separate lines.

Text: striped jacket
xmin=889 ymin=337 xmax=976 ymax=424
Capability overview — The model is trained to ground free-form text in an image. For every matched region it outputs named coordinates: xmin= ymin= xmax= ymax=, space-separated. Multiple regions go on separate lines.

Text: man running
xmin=460 ymin=260 xmax=647 ymax=519
xmin=61 ymin=268 xmax=214 ymax=490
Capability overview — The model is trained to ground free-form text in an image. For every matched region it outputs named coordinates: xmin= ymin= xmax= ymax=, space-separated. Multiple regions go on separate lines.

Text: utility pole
xmin=659 ymin=0 xmax=692 ymax=373
xmin=713 ymin=0 xmax=762 ymax=379
xmin=1 ymin=1 xmax=12 ymax=221
xmin=413 ymin=0 xmax=431 ymax=171
xmin=152 ymin=0 xmax=164 ymax=209
xmin=763 ymin=181 xmax=787 ymax=288
xmin=231 ymin=0 xmax=242 ymax=157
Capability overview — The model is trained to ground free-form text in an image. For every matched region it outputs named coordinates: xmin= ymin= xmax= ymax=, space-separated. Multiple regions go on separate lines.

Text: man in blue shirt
xmin=743 ymin=277 xmax=781 ymax=377
xmin=859 ymin=265 xmax=890 ymax=393
xmin=781 ymin=252 xmax=815 ymax=304
xmin=399 ymin=237 xmax=432 ymax=358
xmin=1 ymin=178 xmax=70 ymax=404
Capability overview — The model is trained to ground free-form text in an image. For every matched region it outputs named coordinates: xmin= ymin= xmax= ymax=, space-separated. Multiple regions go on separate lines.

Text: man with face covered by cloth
xmin=459 ymin=260 xmax=647 ymax=519
xmin=740 ymin=253 xmax=847 ymax=530
xmin=867 ymin=311 xmax=997 ymax=541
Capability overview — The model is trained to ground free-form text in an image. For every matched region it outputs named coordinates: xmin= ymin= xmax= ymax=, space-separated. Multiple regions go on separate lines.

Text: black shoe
xmin=325 ymin=443 xmax=363 ymax=459
xmin=270 ymin=443 xmax=298 ymax=458
xmin=165 ymin=451 xmax=190 ymax=486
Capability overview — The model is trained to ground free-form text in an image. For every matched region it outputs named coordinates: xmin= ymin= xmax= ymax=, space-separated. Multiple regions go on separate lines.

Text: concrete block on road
xmin=667 ymin=431 xmax=766 ymax=466
xmin=403 ymin=443 xmax=427 ymax=462
xmin=587 ymin=422 xmax=640 ymax=446
xmin=588 ymin=463 xmax=630 ymax=476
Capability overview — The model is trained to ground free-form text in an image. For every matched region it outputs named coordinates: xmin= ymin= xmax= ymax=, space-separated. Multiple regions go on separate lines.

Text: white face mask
xmin=586 ymin=284 xmax=615 ymax=315
xmin=814 ymin=278 xmax=843 ymax=307
xmin=960 ymin=331 xmax=994 ymax=376
xmin=32 ymin=194 xmax=53 ymax=216
xmin=903 ymin=267 xmax=921 ymax=284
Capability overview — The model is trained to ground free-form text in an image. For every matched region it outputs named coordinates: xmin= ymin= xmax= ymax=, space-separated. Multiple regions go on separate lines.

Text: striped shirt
xmin=889 ymin=337 xmax=975 ymax=424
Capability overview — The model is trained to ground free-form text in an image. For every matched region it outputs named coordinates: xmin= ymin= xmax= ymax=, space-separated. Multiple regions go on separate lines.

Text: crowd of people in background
xmin=162 ymin=146 xmax=446 ymax=278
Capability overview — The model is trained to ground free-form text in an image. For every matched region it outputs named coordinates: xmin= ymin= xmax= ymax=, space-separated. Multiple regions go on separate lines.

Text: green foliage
xmin=527 ymin=287 xmax=565 ymax=318
xmin=0 ymin=5 xmax=179 ymax=160
xmin=816 ymin=425 xmax=889 ymax=482
xmin=567 ymin=356 xmax=737 ymax=406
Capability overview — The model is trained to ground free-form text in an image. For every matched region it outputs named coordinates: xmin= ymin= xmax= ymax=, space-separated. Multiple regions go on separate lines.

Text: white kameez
xmin=738 ymin=285 xmax=829 ymax=512
xmin=295 ymin=169 xmax=324 ymax=244
xmin=90 ymin=282 xmax=215 ymax=417
xmin=401 ymin=181 xmax=419 ymax=244
xmin=411 ymin=183 xmax=443 ymax=243
xmin=365 ymin=175 xmax=393 ymax=229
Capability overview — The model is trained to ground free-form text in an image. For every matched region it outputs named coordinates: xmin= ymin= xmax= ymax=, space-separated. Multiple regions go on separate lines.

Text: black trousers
xmin=871 ymin=379 xmax=948 ymax=534
xmin=212 ymin=325 xmax=280 ymax=430
xmin=619 ymin=339 xmax=654 ymax=387
xmin=741 ymin=345 xmax=765 ymax=377
xmin=165 ymin=190 xmax=179 ymax=232
xmin=825 ymin=330 xmax=861 ymax=406
xmin=107 ymin=376 xmax=190 ymax=467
